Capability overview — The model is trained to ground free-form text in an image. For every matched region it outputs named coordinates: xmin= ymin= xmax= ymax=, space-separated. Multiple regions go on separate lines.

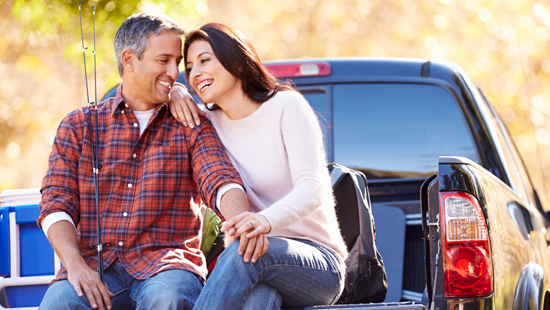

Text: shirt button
xmin=128 ymin=183 xmax=133 ymax=188
xmin=125 ymin=104 xmax=129 ymax=108
xmin=119 ymin=241 xmax=123 ymax=246
xmin=134 ymin=123 xmax=138 ymax=127
xmin=123 ymin=212 xmax=128 ymax=217
xmin=121 ymin=111 xmax=125 ymax=114
xmin=133 ymin=153 xmax=137 ymax=158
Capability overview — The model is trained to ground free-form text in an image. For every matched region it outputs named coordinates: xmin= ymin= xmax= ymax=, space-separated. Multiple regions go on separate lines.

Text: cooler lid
xmin=0 ymin=189 xmax=41 ymax=207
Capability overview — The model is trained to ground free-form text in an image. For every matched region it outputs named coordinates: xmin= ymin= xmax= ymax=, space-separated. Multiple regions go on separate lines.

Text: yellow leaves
xmin=1 ymin=0 xmax=550 ymax=204
xmin=105 ymin=1 xmax=115 ymax=12
xmin=535 ymin=128 xmax=549 ymax=144
xmin=15 ymin=55 xmax=50 ymax=81
xmin=342 ymin=20 xmax=358 ymax=33
xmin=357 ymin=1 xmax=373 ymax=14
xmin=478 ymin=8 xmax=493 ymax=22
xmin=533 ymin=2 xmax=546 ymax=18
xmin=283 ymin=0 xmax=300 ymax=13
xmin=520 ymin=15 xmax=535 ymax=29
xmin=283 ymin=28 xmax=298 ymax=43
xmin=6 ymin=143 xmax=21 ymax=158
xmin=518 ymin=133 xmax=536 ymax=153
xmin=433 ymin=15 xmax=448 ymax=28
xmin=137 ymin=1 xmax=167 ymax=14
xmin=195 ymin=2 xmax=208 ymax=15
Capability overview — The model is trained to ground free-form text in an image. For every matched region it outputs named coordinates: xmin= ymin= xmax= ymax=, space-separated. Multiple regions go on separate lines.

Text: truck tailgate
xmin=306 ymin=302 xmax=425 ymax=309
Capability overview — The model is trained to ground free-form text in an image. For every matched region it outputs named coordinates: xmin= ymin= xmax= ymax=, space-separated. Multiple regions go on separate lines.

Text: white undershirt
xmin=42 ymin=107 xmax=244 ymax=238
xmin=133 ymin=109 xmax=155 ymax=136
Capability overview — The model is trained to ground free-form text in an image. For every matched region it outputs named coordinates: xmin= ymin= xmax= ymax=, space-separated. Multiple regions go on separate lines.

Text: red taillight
xmin=440 ymin=191 xmax=493 ymax=298
xmin=265 ymin=63 xmax=331 ymax=78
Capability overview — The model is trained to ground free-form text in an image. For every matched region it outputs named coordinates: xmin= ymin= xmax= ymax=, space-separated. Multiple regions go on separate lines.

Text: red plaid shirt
xmin=38 ymin=86 xmax=242 ymax=281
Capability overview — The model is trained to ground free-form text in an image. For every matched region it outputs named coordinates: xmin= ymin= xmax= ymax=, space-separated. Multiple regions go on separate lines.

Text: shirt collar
xmin=110 ymin=84 xmax=127 ymax=116
xmin=110 ymin=84 xmax=167 ymax=117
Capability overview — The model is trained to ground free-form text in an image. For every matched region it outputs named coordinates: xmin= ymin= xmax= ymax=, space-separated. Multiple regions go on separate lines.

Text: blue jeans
xmin=39 ymin=259 xmax=204 ymax=310
xmin=193 ymin=237 xmax=345 ymax=310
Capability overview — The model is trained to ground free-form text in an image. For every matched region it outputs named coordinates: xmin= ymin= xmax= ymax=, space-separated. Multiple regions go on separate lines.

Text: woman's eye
xmin=186 ymin=67 xmax=192 ymax=73
xmin=201 ymin=58 xmax=209 ymax=64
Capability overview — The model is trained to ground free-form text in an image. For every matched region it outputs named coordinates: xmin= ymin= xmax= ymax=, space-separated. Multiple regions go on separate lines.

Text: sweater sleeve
xmin=258 ymin=92 xmax=329 ymax=231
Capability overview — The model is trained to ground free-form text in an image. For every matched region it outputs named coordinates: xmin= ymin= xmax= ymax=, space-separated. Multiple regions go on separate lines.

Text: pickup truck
xmin=1 ymin=58 xmax=549 ymax=310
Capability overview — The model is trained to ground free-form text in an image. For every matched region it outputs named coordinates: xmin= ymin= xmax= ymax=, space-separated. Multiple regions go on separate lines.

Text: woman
xmin=170 ymin=23 xmax=347 ymax=310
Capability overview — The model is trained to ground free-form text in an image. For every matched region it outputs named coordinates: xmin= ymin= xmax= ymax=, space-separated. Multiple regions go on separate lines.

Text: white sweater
xmin=207 ymin=91 xmax=348 ymax=260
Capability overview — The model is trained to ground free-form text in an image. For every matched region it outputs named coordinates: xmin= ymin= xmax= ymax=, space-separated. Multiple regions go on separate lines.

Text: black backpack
xmin=329 ymin=163 xmax=388 ymax=304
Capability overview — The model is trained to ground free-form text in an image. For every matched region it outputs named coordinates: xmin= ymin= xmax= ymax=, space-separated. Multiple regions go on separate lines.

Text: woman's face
xmin=185 ymin=39 xmax=241 ymax=106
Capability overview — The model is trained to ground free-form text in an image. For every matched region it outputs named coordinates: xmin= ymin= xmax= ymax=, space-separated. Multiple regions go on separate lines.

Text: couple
xmin=38 ymin=12 xmax=347 ymax=310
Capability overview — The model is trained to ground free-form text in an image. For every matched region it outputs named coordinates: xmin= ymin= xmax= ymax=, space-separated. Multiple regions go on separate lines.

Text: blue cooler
xmin=0 ymin=189 xmax=58 ymax=309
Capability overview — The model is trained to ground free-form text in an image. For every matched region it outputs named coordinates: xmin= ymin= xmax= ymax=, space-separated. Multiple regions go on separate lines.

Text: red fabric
xmin=207 ymin=255 xmax=219 ymax=274
xmin=38 ymin=85 xmax=242 ymax=281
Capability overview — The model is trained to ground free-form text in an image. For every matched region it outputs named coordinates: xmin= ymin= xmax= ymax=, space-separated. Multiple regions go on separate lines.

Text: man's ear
xmin=121 ymin=49 xmax=136 ymax=73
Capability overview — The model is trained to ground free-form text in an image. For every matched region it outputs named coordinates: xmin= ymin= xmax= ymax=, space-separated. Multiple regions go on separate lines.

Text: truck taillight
xmin=440 ymin=191 xmax=493 ymax=298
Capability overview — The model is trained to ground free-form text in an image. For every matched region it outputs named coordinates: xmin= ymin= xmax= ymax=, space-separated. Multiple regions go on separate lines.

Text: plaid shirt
xmin=38 ymin=86 xmax=242 ymax=281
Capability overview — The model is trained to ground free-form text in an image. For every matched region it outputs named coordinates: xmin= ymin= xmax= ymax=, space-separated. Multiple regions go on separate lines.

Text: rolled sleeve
xmin=38 ymin=112 xmax=83 ymax=228
xmin=189 ymin=119 xmax=243 ymax=210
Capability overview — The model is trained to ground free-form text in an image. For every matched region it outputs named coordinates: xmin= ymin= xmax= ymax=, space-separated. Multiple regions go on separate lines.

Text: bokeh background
xmin=1 ymin=0 xmax=550 ymax=208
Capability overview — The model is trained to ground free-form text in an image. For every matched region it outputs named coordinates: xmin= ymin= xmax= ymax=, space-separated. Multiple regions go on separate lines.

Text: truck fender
xmin=513 ymin=261 xmax=545 ymax=310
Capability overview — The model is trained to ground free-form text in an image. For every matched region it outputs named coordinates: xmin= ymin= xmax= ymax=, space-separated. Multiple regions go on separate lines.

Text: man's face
xmin=128 ymin=31 xmax=183 ymax=109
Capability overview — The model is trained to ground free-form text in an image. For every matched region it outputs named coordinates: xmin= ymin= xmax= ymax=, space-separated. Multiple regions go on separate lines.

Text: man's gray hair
xmin=114 ymin=12 xmax=185 ymax=76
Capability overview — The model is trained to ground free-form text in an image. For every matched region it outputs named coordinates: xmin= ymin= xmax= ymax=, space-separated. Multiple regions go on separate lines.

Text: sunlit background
xmin=1 ymin=0 xmax=549 ymax=208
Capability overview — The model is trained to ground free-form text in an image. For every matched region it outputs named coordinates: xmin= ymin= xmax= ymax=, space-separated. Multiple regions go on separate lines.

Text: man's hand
xmin=221 ymin=211 xmax=272 ymax=263
xmin=47 ymin=221 xmax=113 ymax=309
xmin=65 ymin=259 xmax=113 ymax=310
xmin=240 ymin=233 xmax=269 ymax=263
xmin=224 ymin=230 xmax=269 ymax=264
xmin=169 ymin=83 xmax=206 ymax=128
xmin=219 ymin=189 xmax=271 ymax=263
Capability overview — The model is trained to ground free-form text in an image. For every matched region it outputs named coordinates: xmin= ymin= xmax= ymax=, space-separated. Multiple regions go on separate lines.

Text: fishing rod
xmin=79 ymin=2 xmax=104 ymax=284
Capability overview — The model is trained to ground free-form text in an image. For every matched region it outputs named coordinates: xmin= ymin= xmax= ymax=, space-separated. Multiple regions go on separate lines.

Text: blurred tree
xmin=0 ymin=0 xmax=198 ymax=190
xmin=1 ymin=0 xmax=550 ymax=208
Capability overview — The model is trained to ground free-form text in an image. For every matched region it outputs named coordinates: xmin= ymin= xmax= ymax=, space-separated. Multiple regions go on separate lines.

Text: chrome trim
xmin=402 ymin=289 xmax=424 ymax=302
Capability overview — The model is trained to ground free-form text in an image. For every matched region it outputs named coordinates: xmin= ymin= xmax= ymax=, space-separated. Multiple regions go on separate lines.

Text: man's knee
xmin=135 ymin=270 xmax=203 ymax=310
xmin=137 ymin=289 xmax=196 ymax=310
xmin=40 ymin=280 xmax=91 ymax=310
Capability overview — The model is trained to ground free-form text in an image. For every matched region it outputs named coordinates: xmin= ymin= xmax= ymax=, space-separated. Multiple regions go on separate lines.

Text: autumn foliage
xmin=1 ymin=0 xmax=549 ymax=207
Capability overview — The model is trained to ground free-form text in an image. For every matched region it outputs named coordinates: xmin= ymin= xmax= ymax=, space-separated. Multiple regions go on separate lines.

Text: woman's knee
xmin=217 ymin=240 xmax=246 ymax=265
xmin=243 ymin=284 xmax=282 ymax=310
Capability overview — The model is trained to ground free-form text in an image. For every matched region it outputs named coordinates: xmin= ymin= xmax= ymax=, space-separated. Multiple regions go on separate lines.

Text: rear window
xmin=302 ymin=89 xmax=330 ymax=156
xmin=332 ymin=83 xmax=479 ymax=179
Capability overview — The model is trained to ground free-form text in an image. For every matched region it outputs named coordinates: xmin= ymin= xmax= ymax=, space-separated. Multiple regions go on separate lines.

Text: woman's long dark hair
xmin=183 ymin=23 xmax=294 ymax=109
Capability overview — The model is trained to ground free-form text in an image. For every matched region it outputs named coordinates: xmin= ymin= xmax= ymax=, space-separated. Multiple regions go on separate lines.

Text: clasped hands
xmin=222 ymin=212 xmax=271 ymax=263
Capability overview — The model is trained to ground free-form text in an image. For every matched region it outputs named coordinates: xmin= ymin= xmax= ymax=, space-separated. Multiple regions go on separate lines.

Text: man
xmin=38 ymin=13 xmax=259 ymax=310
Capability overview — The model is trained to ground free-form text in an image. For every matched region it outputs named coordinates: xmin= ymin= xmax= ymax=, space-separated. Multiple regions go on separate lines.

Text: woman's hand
xmin=222 ymin=212 xmax=272 ymax=263
xmin=169 ymin=84 xmax=206 ymax=128
xmin=222 ymin=211 xmax=271 ymax=239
